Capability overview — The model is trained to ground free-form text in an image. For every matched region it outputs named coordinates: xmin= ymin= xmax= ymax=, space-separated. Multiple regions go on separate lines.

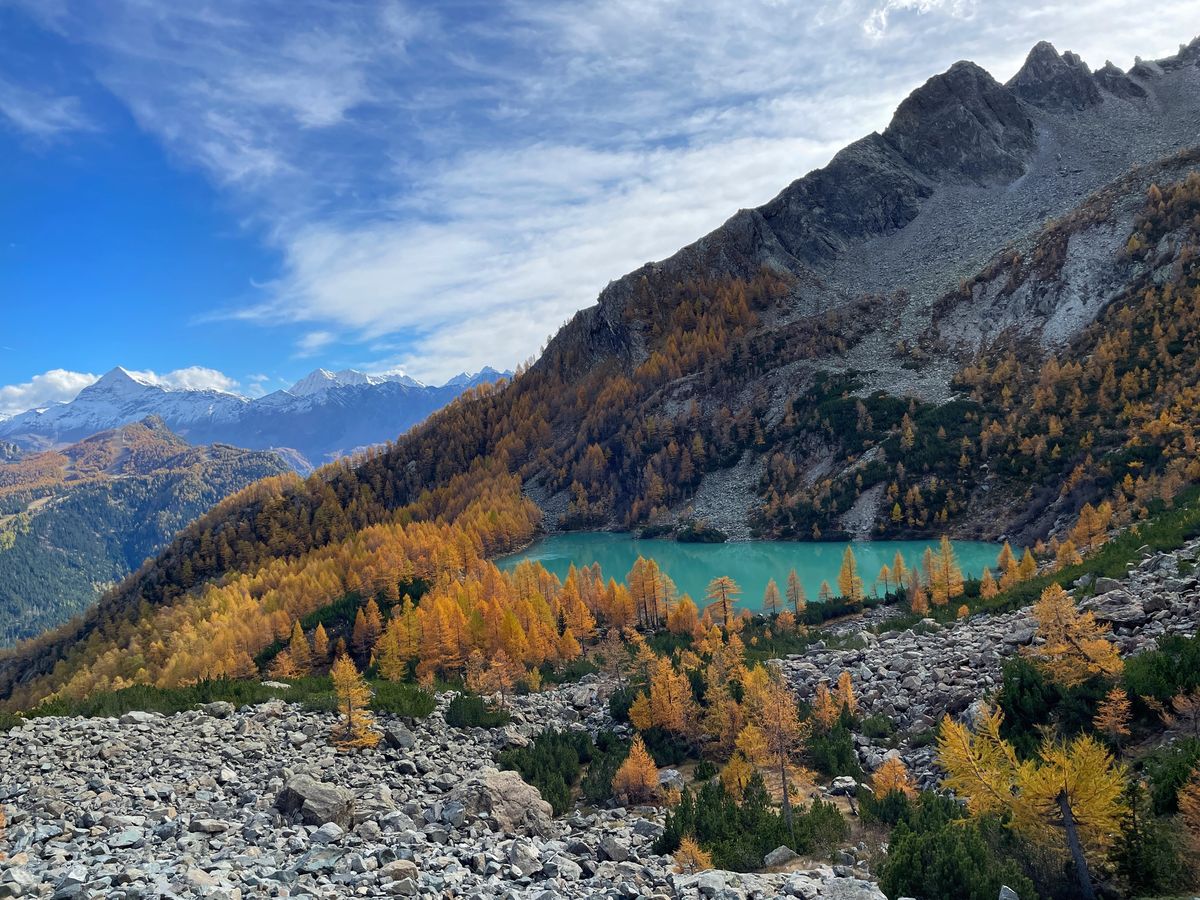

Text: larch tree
xmin=312 ymin=622 xmax=330 ymax=662
xmin=785 ymin=569 xmax=807 ymax=618
xmin=1093 ymin=686 xmax=1132 ymax=750
xmin=1023 ymin=584 xmax=1123 ymax=687
xmin=1018 ymin=548 xmax=1038 ymax=580
xmin=762 ymin=579 xmax=783 ymax=617
xmin=704 ymin=576 xmax=741 ymax=628
xmin=836 ymin=670 xmax=857 ymax=717
xmin=740 ymin=668 xmax=808 ymax=836
xmin=876 ymin=563 xmax=892 ymax=596
xmin=1178 ymin=768 xmax=1200 ymax=858
xmin=612 ymin=735 xmax=659 ymax=804
xmin=811 ymin=682 xmax=839 ymax=731
xmin=721 ymin=751 xmax=755 ymax=802
xmin=674 ymin=836 xmax=713 ymax=874
xmin=891 ymin=551 xmax=908 ymax=587
xmin=592 ymin=628 xmax=628 ymax=689
xmin=330 ymin=654 xmax=380 ymax=749
xmin=938 ymin=707 xmax=1126 ymax=900
xmin=979 ymin=568 xmax=999 ymax=599
xmin=837 ymin=547 xmax=864 ymax=601
xmin=872 ymin=756 xmax=916 ymax=799
xmin=648 ymin=656 xmax=697 ymax=740
xmin=928 ymin=536 xmax=964 ymax=605
xmin=817 ymin=580 xmax=834 ymax=603
xmin=287 ymin=621 xmax=312 ymax=674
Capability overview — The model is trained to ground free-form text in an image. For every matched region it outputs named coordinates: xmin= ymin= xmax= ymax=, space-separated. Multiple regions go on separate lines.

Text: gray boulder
xmin=275 ymin=774 xmax=355 ymax=827
xmin=764 ymin=845 xmax=800 ymax=867
xmin=453 ymin=769 xmax=553 ymax=837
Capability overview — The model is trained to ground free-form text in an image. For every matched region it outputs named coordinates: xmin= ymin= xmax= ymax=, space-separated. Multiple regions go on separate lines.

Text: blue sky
xmin=1 ymin=0 xmax=1196 ymax=415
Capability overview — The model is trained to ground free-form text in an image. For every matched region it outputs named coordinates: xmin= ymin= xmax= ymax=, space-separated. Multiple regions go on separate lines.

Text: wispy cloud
xmin=0 ymin=76 xmax=92 ymax=138
xmin=8 ymin=0 xmax=1198 ymax=381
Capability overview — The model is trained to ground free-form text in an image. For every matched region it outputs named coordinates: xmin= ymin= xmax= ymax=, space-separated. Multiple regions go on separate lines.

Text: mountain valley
xmin=2 ymin=33 xmax=1200 ymax=900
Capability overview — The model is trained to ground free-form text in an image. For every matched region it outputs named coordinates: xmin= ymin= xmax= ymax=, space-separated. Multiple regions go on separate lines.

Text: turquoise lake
xmin=498 ymin=533 xmax=1002 ymax=612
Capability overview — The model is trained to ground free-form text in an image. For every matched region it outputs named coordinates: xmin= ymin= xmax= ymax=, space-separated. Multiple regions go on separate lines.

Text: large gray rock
xmin=275 ymin=774 xmax=355 ymax=827
xmin=764 ymin=845 xmax=800 ymax=867
xmin=452 ymin=769 xmax=553 ymax=837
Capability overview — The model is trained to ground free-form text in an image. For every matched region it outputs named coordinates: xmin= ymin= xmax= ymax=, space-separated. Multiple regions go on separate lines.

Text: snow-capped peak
xmin=287 ymin=368 xmax=425 ymax=397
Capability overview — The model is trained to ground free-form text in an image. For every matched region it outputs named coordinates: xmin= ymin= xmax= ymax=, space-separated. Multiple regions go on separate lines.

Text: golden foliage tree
xmin=785 ymin=569 xmax=806 ymax=617
xmin=740 ymin=667 xmax=808 ymax=834
xmin=811 ymin=682 xmax=839 ymax=731
xmin=704 ymin=576 xmax=741 ymax=628
xmin=312 ymin=622 xmax=330 ymax=662
xmin=330 ymin=654 xmax=380 ymax=749
xmin=612 ymin=735 xmax=659 ymax=804
xmin=979 ymin=568 xmax=998 ymax=599
xmin=762 ymin=578 xmax=782 ymax=616
xmin=721 ymin=750 xmax=754 ymax=802
xmin=836 ymin=670 xmax=857 ymax=717
xmin=1024 ymin=584 xmax=1123 ymax=687
xmin=837 ymin=547 xmax=864 ymax=601
xmin=648 ymin=656 xmax=698 ymax=739
xmin=938 ymin=707 xmax=1126 ymax=900
xmin=1178 ymin=768 xmax=1200 ymax=861
xmin=287 ymin=621 xmax=311 ymax=674
xmin=1092 ymin=686 xmax=1132 ymax=749
xmin=674 ymin=835 xmax=713 ymax=874
xmin=872 ymin=756 xmax=916 ymax=799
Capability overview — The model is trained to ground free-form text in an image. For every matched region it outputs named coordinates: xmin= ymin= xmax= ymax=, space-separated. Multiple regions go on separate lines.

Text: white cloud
xmin=0 ymin=76 xmax=92 ymax=138
xmin=10 ymin=0 xmax=1199 ymax=381
xmin=125 ymin=366 xmax=241 ymax=393
xmin=0 ymin=369 xmax=98 ymax=416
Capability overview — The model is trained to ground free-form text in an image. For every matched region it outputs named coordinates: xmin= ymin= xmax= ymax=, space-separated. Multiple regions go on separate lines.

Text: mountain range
xmin=0 ymin=365 xmax=511 ymax=471
xmin=3 ymin=35 xmax=1200 ymax=704
xmin=0 ymin=417 xmax=290 ymax=645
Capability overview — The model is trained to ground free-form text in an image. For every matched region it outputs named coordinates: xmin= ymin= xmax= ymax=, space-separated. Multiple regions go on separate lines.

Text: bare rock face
xmin=453 ymin=768 xmax=554 ymax=838
xmin=275 ymin=774 xmax=355 ymax=827
xmin=885 ymin=60 xmax=1034 ymax=185
xmin=1007 ymin=41 xmax=1103 ymax=111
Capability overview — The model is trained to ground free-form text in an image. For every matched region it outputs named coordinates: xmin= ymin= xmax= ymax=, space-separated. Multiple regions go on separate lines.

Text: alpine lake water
xmin=498 ymin=532 xmax=1002 ymax=613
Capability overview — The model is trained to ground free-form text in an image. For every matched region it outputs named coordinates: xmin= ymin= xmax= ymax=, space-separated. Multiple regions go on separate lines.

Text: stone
xmin=380 ymin=860 xmax=419 ymax=880
xmin=118 ymin=711 xmax=160 ymax=726
xmin=764 ymin=845 xmax=800 ymax=867
xmin=200 ymin=701 xmax=235 ymax=718
xmin=508 ymin=839 xmax=542 ymax=877
xmin=657 ymin=768 xmax=685 ymax=792
xmin=383 ymin=724 xmax=417 ymax=750
xmin=275 ymin=774 xmax=355 ymax=827
xmin=998 ymin=887 xmax=1020 ymax=900
xmin=107 ymin=826 xmax=144 ymax=848
xmin=598 ymin=833 xmax=630 ymax=862
xmin=310 ymin=822 xmax=345 ymax=844
xmin=188 ymin=818 xmax=231 ymax=834
xmin=453 ymin=769 xmax=554 ymax=837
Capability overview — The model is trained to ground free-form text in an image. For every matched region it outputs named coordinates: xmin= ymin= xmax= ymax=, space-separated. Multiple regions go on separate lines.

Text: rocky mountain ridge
xmin=0 ymin=366 xmax=512 ymax=472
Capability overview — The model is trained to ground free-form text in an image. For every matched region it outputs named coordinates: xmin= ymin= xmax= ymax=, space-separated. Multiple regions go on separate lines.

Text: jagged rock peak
xmin=1094 ymin=61 xmax=1148 ymax=100
xmin=884 ymin=59 xmax=1034 ymax=185
xmin=1007 ymin=41 xmax=1102 ymax=111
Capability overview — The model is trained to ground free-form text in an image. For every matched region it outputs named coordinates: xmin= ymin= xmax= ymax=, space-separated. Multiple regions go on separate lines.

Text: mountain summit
xmin=0 ymin=366 xmax=511 ymax=469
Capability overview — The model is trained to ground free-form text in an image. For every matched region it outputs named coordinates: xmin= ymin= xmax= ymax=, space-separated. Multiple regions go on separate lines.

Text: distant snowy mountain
xmin=0 ymin=365 xmax=512 ymax=470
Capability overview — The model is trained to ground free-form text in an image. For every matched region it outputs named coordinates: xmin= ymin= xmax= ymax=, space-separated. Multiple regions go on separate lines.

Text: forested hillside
xmin=2 ymin=40 xmax=1199 ymax=706
xmin=0 ymin=418 xmax=289 ymax=644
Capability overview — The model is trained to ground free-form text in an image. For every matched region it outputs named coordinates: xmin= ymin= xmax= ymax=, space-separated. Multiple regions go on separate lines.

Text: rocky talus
xmin=0 ymin=681 xmax=882 ymax=900
xmin=781 ymin=539 xmax=1200 ymax=783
